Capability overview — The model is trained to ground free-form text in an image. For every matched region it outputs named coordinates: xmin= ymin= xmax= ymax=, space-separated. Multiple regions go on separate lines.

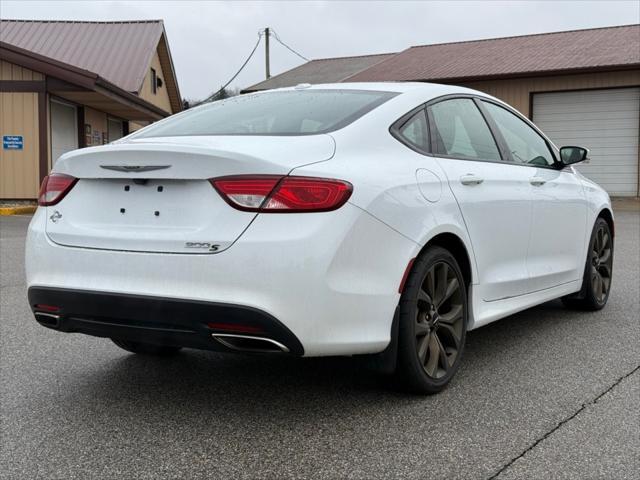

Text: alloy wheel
xmin=415 ymin=261 xmax=464 ymax=379
xmin=591 ymin=224 xmax=613 ymax=304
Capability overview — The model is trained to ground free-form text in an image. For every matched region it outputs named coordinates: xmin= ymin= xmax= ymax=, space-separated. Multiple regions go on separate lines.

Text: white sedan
xmin=26 ymin=83 xmax=614 ymax=393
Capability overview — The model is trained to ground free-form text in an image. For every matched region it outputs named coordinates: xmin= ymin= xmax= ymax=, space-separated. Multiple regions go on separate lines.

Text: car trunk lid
xmin=45 ymin=135 xmax=335 ymax=254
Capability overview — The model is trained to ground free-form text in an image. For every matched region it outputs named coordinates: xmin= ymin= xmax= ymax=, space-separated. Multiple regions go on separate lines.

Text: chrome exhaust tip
xmin=34 ymin=312 xmax=60 ymax=328
xmin=211 ymin=333 xmax=290 ymax=353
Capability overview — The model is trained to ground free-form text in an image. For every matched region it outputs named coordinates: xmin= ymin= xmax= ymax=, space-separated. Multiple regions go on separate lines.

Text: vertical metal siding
xmin=0 ymin=92 xmax=40 ymax=198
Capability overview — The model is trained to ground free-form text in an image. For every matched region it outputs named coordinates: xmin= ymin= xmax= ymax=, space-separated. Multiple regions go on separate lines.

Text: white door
xmin=480 ymin=100 xmax=587 ymax=292
xmin=428 ymin=97 xmax=533 ymax=301
xmin=533 ymin=88 xmax=640 ymax=197
xmin=50 ymin=99 xmax=78 ymax=164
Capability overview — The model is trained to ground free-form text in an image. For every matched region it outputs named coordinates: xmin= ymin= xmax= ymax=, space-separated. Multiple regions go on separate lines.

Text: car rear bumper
xmin=28 ymin=287 xmax=304 ymax=355
xmin=26 ymin=204 xmax=418 ymax=356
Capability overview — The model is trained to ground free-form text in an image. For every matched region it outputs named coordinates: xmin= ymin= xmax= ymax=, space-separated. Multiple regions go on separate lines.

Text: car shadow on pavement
xmin=52 ymin=298 xmax=602 ymax=412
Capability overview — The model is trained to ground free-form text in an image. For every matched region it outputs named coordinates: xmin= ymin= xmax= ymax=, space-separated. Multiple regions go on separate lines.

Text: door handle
xmin=460 ymin=174 xmax=484 ymax=186
xmin=530 ymin=177 xmax=546 ymax=186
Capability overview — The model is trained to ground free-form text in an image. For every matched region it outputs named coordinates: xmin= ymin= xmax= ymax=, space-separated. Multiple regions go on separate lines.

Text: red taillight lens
xmin=211 ymin=175 xmax=352 ymax=213
xmin=207 ymin=322 xmax=264 ymax=334
xmin=211 ymin=176 xmax=281 ymax=211
xmin=34 ymin=304 xmax=61 ymax=312
xmin=38 ymin=173 xmax=78 ymax=206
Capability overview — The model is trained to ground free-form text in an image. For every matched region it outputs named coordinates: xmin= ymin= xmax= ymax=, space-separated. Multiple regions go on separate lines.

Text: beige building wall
xmin=84 ymin=106 xmax=108 ymax=146
xmin=128 ymin=121 xmax=150 ymax=132
xmin=138 ymin=51 xmax=173 ymax=113
xmin=462 ymin=69 xmax=640 ymax=118
xmin=0 ymin=92 xmax=40 ymax=198
xmin=1 ymin=61 xmax=42 ymax=198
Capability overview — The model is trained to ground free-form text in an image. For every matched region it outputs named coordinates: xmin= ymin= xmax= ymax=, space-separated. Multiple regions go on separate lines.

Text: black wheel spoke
xmin=598 ymin=273 xmax=606 ymax=300
xmin=601 ymin=232 xmax=609 ymax=254
xmin=434 ymin=333 xmax=450 ymax=371
xmin=424 ymin=333 xmax=440 ymax=376
xmin=591 ymin=270 xmax=600 ymax=297
xmin=417 ymin=288 xmax=432 ymax=305
xmin=417 ymin=333 xmax=430 ymax=363
xmin=438 ymin=277 xmax=459 ymax=309
xmin=599 ymin=248 xmax=611 ymax=264
xmin=434 ymin=263 xmax=449 ymax=305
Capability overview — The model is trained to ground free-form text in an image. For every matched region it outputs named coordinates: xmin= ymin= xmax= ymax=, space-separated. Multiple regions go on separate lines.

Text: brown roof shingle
xmin=346 ymin=24 xmax=640 ymax=82
xmin=0 ymin=19 xmax=164 ymax=92
xmin=243 ymin=53 xmax=395 ymax=92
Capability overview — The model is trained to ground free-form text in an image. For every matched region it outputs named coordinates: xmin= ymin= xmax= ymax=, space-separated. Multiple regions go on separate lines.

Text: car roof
xmin=259 ymin=81 xmax=476 ymax=95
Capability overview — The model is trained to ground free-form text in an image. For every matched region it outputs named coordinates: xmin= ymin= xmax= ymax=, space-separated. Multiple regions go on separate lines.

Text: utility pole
xmin=264 ymin=27 xmax=271 ymax=79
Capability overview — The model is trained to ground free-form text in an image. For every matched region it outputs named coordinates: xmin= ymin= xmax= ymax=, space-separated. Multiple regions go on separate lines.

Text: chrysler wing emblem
xmin=100 ymin=165 xmax=171 ymax=173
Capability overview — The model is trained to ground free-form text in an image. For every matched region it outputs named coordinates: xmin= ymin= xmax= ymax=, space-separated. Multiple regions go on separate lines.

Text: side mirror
xmin=560 ymin=146 xmax=589 ymax=166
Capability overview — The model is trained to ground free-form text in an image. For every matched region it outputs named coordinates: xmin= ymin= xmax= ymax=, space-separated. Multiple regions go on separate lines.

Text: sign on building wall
xmin=3 ymin=135 xmax=24 ymax=150
xmin=85 ymin=124 xmax=92 ymax=146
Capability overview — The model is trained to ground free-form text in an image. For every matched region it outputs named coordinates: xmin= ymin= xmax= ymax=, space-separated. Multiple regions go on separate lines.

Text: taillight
xmin=38 ymin=173 xmax=78 ymax=206
xmin=211 ymin=175 xmax=352 ymax=212
xmin=34 ymin=304 xmax=61 ymax=313
xmin=207 ymin=322 xmax=264 ymax=334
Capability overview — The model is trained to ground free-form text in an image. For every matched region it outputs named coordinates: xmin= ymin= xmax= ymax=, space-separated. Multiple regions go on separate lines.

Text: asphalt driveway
xmin=1 ymin=209 xmax=638 ymax=479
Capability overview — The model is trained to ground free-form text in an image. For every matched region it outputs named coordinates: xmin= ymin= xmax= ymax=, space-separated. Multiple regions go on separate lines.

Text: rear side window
xmin=428 ymin=98 xmax=501 ymax=161
xmin=398 ymin=110 xmax=429 ymax=151
xmin=481 ymin=101 xmax=555 ymax=167
xmin=133 ymin=90 xmax=397 ymax=138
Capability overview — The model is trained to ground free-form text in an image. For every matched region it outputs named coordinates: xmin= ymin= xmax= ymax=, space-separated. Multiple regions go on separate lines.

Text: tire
xmin=396 ymin=246 xmax=468 ymax=394
xmin=111 ymin=338 xmax=182 ymax=355
xmin=562 ymin=217 xmax=613 ymax=311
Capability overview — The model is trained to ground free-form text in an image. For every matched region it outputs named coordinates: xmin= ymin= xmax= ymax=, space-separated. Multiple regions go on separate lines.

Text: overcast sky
xmin=2 ymin=1 xmax=639 ymax=100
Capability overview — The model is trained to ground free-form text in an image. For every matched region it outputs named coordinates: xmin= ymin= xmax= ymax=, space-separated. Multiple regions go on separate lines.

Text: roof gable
xmin=347 ymin=24 xmax=640 ymax=82
xmin=0 ymin=20 xmax=158 ymax=90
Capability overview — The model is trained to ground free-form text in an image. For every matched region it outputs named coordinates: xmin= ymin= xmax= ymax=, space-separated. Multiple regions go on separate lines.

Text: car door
xmin=426 ymin=97 xmax=534 ymax=301
xmin=480 ymin=100 xmax=587 ymax=292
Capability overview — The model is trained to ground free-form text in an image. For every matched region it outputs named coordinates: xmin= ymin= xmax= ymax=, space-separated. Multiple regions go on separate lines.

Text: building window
xmin=150 ymin=68 xmax=157 ymax=94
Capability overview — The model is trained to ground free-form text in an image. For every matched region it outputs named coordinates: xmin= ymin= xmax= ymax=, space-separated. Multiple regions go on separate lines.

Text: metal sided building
xmin=0 ymin=19 xmax=182 ymax=199
xmin=246 ymin=25 xmax=640 ymax=197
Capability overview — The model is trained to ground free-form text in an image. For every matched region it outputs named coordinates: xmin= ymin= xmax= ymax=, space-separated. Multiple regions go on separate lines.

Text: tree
xmin=182 ymin=87 xmax=240 ymax=110
xmin=208 ymin=86 xmax=240 ymax=102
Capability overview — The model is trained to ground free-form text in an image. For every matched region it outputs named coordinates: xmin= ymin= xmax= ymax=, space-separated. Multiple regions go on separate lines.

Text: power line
xmin=270 ymin=29 xmax=309 ymax=62
xmin=198 ymin=32 xmax=263 ymax=104
xmin=195 ymin=28 xmax=309 ymax=106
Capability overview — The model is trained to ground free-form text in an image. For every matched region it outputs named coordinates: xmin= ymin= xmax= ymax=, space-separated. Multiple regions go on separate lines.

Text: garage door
xmin=532 ymin=88 xmax=639 ymax=197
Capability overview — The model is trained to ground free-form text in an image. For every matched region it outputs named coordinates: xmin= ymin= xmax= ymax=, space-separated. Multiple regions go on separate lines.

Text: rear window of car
xmin=133 ymin=89 xmax=398 ymax=138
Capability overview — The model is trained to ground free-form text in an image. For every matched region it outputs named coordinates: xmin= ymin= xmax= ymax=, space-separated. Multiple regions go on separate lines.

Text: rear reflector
xmin=34 ymin=304 xmax=61 ymax=312
xmin=207 ymin=322 xmax=264 ymax=334
xmin=38 ymin=173 xmax=78 ymax=206
xmin=211 ymin=175 xmax=352 ymax=213
xmin=398 ymin=258 xmax=416 ymax=294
